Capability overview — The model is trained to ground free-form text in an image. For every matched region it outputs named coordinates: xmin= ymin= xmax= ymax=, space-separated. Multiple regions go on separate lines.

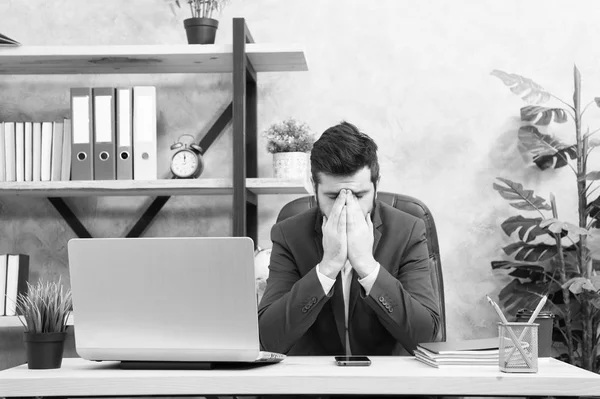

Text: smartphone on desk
xmin=334 ymin=356 xmax=371 ymax=366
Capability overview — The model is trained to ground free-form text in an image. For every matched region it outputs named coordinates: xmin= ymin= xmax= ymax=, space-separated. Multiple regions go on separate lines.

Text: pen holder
xmin=498 ymin=322 xmax=538 ymax=373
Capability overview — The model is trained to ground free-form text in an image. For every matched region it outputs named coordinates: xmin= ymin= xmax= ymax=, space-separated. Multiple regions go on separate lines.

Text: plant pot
xmin=273 ymin=152 xmax=309 ymax=180
xmin=23 ymin=331 xmax=67 ymax=369
xmin=183 ymin=17 xmax=219 ymax=45
xmin=516 ymin=309 xmax=555 ymax=357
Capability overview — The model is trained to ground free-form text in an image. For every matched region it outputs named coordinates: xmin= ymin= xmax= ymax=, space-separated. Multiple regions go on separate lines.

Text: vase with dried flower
xmin=16 ymin=278 xmax=72 ymax=369
xmin=263 ymin=118 xmax=314 ymax=180
xmin=169 ymin=0 xmax=230 ymax=45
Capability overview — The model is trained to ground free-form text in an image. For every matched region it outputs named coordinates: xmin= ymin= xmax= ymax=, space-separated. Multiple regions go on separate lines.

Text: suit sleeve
xmin=362 ymin=218 xmax=441 ymax=353
xmin=258 ymin=222 xmax=332 ymax=354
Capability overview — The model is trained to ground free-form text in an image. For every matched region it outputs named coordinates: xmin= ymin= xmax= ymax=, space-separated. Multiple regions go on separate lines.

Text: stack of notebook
xmin=414 ymin=337 xmax=499 ymax=368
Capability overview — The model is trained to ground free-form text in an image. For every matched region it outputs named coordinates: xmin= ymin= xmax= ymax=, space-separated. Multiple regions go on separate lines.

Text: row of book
xmin=0 ymin=85 xmax=158 ymax=182
xmin=70 ymin=86 xmax=157 ymax=181
xmin=414 ymin=337 xmax=499 ymax=367
xmin=0 ymin=254 xmax=29 ymax=317
xmin=0 ymin=120 xmax=71 ymax=182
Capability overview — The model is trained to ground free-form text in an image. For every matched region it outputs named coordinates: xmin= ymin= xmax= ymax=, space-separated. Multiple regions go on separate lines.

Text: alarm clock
xmin=170 ymin=134 xmax=204 ymax=178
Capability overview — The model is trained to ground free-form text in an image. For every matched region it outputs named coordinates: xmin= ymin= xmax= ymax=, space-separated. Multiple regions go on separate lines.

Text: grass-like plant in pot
xmin=168 ymin=0 xmax=230 ymax=44
xmin=15 ymin=278 xmax=72 ymax=369
xmin=490 ymin=66 xmax=600 ymax=372
xmin=263 ymin=118 xmax=314 ymax=180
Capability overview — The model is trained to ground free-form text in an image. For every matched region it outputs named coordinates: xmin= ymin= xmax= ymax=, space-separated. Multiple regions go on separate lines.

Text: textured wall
xmin=2 ymin=0 xmax=600 ymax=370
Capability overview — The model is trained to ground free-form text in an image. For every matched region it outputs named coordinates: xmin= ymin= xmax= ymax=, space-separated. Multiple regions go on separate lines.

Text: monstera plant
xmin=490 ymin=66 xmax=600 ymax=372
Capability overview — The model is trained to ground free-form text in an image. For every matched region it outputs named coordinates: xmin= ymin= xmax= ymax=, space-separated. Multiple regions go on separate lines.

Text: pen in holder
xmin=498 ymin=322 xmax=538 ymax=373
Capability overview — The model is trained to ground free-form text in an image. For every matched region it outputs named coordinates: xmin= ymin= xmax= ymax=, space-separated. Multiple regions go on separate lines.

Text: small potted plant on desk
xmin=16 ymin=278 xmax=72 ymax=369
xmin=263 ymin=118 xmax=315 ymax=180
xmin=169 ymin=0 xmax=230 ymax=44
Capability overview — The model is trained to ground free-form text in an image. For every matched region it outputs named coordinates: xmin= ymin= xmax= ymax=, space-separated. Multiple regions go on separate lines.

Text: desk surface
xmin=1 ymin=357 xmax=599 ymax=397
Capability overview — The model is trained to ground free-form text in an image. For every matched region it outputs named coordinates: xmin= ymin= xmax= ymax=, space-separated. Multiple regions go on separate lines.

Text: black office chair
xmin=276 ymin=191 xmax=447 ymax=342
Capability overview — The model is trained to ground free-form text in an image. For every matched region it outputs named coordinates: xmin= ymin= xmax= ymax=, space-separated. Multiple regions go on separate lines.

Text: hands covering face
xmin=320 ymin=189 xmax=376 ymax=279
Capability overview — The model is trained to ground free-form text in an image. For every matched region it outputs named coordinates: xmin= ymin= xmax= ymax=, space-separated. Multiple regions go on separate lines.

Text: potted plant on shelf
xmin=489 ymin=66 xmax=600 ymax=373
xmin=263 ymin=118 xmax=315 ymax=180
xmin=168 ymin=0 xmax=230 ymax=45
xmin=15 ymin=278 xmax=72 ymax=369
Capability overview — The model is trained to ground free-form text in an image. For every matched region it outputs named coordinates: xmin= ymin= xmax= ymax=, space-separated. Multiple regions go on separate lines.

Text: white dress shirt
xmin=316 ymin=261 xmax=380 ymax=355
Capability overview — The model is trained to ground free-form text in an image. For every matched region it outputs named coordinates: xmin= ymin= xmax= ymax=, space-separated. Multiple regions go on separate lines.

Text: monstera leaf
xmin=521 ymin=105 xmax=568 ymax=126
xmin=503 ymin=241 xmax=557 ymax=262
xmin=518 ymin=125 xmax=577 ymax=170
xmin=501 ymin=216 xmax=551 ymax=243
xmin=492 ymin=248 xmax=579 ymax=278
xmin=562 ymin=277 xmax=599 ymax=294
xmin=491 ymin=70 xmax=552 ymax=104
xmin=589 ymin=138 xmax=600 ymax=148
xmin=586 ymin=198 xmax=600 ymax=229
xmin=559 ymin=249 xmax=588 ymax=275
xmin=539 ymin=218 xmax=589 ymax=236
xmin=563 ymin=277 xmax=600 ymax=309
xmin=493 ymin=177 xmax=552 ymax=211
xmin=498 ymin=278 xmax=560 ymax=316
xmin=491 ymin=260 xmax=547 ymax=281
xmin=501 ymin=216 xmax=584 ymax=247
xmin=585 ymin=229 xmax=600 ymax=261
xmin=578 ymin=291 xmax=600 ymax=310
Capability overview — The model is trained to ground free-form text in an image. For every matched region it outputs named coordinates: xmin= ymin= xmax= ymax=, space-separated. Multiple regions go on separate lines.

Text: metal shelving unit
xmin=0 ymin=18 xmax=309 ymax=243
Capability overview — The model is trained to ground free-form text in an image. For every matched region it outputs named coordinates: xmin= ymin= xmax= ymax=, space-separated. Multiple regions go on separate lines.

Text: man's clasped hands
xmin=320 ymin=189 xmax=377 ymax=280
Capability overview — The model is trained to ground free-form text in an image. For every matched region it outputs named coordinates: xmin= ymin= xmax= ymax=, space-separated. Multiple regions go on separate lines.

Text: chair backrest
xmin=276 ymin=191 xmax=446 ymax=342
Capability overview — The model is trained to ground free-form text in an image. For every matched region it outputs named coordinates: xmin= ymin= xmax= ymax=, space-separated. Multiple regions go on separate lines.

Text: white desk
xmin=0 ymin=357 xmax=599 ymax=397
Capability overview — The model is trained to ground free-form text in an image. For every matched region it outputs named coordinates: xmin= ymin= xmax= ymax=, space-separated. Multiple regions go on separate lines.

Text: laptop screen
xmin=68 ymin=236 xmax=261 ymax=362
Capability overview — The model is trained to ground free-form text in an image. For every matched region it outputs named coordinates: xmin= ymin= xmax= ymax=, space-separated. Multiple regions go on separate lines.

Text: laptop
xmin=67 ymin=236 xmax=285 ymax=367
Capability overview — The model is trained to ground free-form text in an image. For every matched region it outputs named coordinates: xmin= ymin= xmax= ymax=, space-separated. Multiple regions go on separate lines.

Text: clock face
xmin=171 ymin=149 xmax=199 ymax=178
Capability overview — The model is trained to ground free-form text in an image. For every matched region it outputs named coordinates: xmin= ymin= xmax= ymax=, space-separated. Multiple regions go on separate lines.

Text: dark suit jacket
xmin=258 ymin=200 xmax=441 ymax=356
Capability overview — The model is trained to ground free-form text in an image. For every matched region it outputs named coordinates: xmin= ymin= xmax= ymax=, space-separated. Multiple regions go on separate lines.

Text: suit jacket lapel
xmin=314 ymin=212 xmax=346 ymax=349
xmin=348 ymin=201 xmax=384 ymax=325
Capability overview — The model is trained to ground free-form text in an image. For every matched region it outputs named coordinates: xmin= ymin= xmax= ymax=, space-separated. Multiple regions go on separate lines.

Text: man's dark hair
xmin=310 ymin=121 xmax=380 ymax=185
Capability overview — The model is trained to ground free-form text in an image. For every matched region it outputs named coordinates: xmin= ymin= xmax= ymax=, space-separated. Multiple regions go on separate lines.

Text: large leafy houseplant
xmin=490 ymin=66 xmax=600 ymax=372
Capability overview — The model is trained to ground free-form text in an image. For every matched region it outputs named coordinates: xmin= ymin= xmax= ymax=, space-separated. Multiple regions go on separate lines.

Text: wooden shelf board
xmin=0 ymin=179 xmax=233 ymax=197
xmin=0 ymin=313 xmax=74 ymax=328
xmin=0 ymin=44 xmax=308 ymax=75
xmin=246 ymin=178 xmax=312 ymax=195
xmin=0 ymin=178 xmax=311 ymax=197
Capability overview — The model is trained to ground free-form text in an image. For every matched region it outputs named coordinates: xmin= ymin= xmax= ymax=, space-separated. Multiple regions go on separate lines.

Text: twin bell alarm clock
xmin=170 ymin=134 xmax=204 ymax=178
